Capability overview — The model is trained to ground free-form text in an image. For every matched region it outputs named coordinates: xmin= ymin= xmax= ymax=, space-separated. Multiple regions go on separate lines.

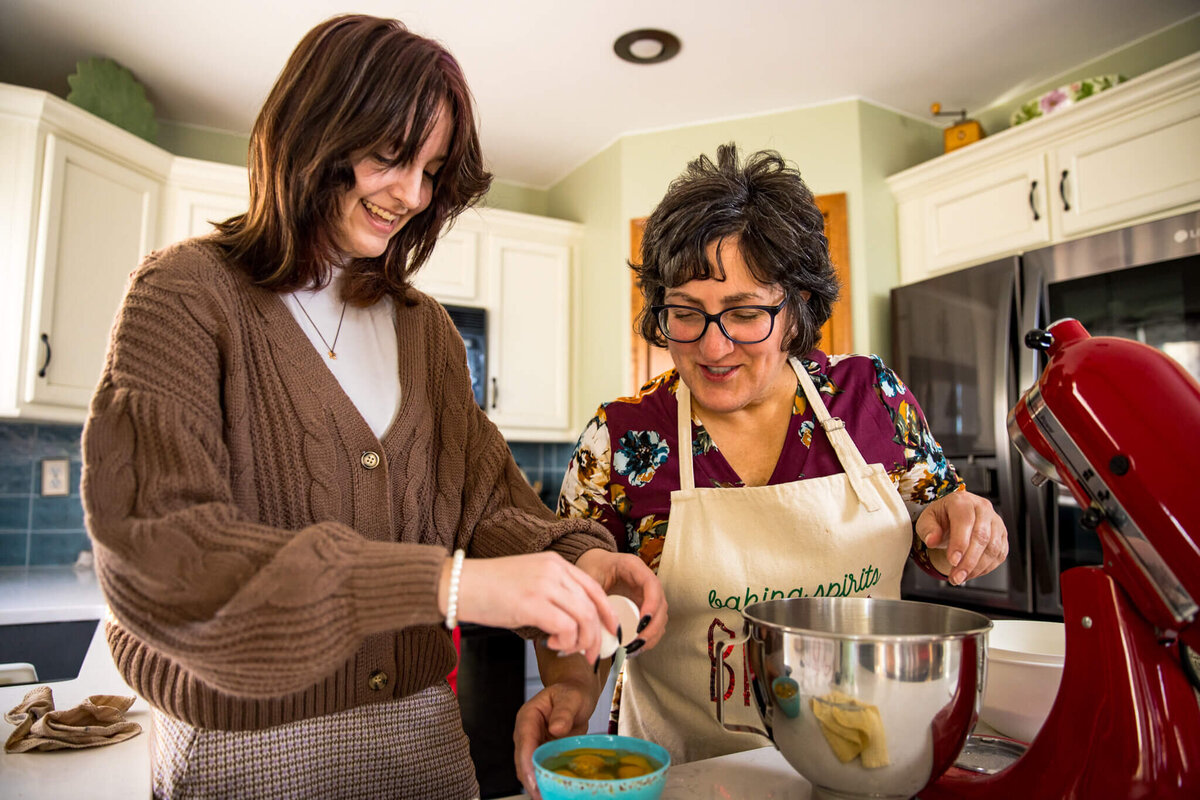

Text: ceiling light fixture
xmin=613 ymin=29 xmax=681 ymax=65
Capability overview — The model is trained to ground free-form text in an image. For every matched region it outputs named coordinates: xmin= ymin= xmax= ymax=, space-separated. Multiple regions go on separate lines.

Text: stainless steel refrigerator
xmin=890 ymin=209 xmax=1200 ymax=618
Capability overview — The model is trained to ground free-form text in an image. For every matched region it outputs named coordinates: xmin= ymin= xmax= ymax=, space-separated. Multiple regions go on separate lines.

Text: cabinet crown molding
xmin=1 ymin=82 xmax=174 ymax=178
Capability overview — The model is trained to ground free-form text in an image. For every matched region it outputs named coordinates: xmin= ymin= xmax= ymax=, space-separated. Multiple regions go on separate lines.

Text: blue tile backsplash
xmin=0 ymin=421 xmax=88 ymax=567
xmin=507 ymin=441 xmax=578 ymax=510
xmin=0 ymin=419 xmax=576 ymax=567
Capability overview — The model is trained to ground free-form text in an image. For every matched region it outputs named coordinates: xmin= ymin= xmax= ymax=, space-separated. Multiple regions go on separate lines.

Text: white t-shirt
xmin=282 ymin=272 xmax=400 ymax=438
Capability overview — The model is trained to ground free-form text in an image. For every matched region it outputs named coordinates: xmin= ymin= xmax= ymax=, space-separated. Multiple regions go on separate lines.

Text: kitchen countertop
xmin=1 ymin=567 xmax=1004 ymax=799
xmin=0 ymin=567 xmax=152 ymax=800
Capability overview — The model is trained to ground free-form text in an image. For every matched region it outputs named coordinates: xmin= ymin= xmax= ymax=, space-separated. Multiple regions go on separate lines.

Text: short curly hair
xmin=633 ymin=143 xmax=838 ymax=358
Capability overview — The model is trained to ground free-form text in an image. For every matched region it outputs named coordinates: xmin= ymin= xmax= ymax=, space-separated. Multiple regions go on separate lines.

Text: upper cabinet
xmin=412 ymin=225 xmax=481 ymax=302
xmin=0 ymin=84 xmax=247 ymax=422
xmin=26 ymin=135 xmax=160 ymax=412
xmin=889 ymin=53 xmax=1200 ymax=285
xmin=413 ymin=208 xmax=583 ymax=442
xmin=162 ymin=156 xmax=250 ymax=242
xmin=2 ymin=85 xmax=169 ymax=421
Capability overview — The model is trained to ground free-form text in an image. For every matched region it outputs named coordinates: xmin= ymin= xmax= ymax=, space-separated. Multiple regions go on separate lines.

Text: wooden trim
xmin=815 ymin=192 xmax=851 ymax=354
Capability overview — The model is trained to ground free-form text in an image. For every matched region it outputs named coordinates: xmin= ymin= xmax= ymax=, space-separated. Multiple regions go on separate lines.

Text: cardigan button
xmin=367 ymin=670 xmax=389 ymax=691
xmin=360 ymin=451 xmax=381 ymax=470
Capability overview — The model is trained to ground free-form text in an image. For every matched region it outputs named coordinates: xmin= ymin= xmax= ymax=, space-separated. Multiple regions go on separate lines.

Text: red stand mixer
xmin=924 ymin=318 xmax=1200 ymax=798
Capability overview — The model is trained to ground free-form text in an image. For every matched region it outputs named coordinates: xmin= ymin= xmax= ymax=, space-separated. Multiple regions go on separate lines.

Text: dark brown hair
xmin=212 ymin=14 xmax=492 ymax=304
xmin=633 ymin=143 xmax=839 ymax=357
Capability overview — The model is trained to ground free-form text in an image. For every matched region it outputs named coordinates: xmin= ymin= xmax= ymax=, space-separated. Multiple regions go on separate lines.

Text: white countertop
xmin=0 ymin=568 xmax=1001 ymax=799
xmin=0 ymin=566 xmax=109 ymax=625
xmin=1 ymin=568 xmax=808 ymax=799
xmin=0 ymin=567 xmax=152 ymax=800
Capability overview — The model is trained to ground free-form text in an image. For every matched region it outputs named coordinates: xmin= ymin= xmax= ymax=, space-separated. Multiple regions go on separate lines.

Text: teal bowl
xmin=532 ymin=734 xmax=670 ymax=800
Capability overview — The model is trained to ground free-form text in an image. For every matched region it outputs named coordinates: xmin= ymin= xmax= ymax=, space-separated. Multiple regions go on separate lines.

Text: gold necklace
xmin=294 ymin=296 xmax=348 ymax=359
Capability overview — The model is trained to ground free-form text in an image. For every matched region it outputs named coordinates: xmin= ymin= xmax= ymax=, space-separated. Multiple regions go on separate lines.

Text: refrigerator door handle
xmin=1019 ymin=266 xmax=1058 ymax=600
xmin=992 ymin=265 xmax=1028 ymax=608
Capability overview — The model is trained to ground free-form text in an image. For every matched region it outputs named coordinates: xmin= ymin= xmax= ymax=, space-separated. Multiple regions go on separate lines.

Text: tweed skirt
xmin=150 ymin=682 xmax=479 ymax=799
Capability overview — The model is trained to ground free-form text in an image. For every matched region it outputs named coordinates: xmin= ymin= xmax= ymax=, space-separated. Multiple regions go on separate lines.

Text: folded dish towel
xmin=810 ymin=690 xmax=890 ymax=768
xmin=5 ymin=685 xmax=142 ymax=753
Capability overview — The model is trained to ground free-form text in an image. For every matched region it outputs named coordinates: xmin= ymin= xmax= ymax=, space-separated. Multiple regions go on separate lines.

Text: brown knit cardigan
xmin=81 ymin=238 xmax=614 ymax=731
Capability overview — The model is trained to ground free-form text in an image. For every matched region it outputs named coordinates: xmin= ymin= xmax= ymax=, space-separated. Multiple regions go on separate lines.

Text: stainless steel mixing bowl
xmin=714 ymin=597 xmax=991 ymax=800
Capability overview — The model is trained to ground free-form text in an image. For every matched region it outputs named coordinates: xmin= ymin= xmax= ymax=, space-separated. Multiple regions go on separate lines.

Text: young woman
xmin=82 ymin=15 xmax=663 ymax=798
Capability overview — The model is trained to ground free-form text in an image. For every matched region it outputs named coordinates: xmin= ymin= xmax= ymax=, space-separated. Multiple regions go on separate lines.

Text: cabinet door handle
xmin=491 ymin=377 xmax=498 ymax=409
xmin=1028 ymin=180 xmax=1039 ymax=221
xmin=1059 ymin=170 xmax=1071 ymax=212
xmin=38 ymin=333 xmax=51 ymax=378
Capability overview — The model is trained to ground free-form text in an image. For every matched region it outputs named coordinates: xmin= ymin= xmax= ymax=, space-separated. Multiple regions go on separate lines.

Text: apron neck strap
xmin=676 ymin=378 xmax=697 ymax=490
xmin=791 ymin=358 xmax=883 ymax=512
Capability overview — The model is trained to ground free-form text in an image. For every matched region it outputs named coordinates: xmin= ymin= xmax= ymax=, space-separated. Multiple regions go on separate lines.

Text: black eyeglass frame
xmin=650 ymin=299 xmax=788 ymax=344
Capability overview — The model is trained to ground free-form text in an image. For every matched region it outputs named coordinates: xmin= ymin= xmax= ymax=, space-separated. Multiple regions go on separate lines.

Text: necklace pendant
xmin=328 ymin=351 xmax=337 ymax=360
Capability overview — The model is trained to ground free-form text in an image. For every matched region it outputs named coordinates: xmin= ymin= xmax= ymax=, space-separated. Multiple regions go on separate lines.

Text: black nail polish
xmin=637 ymin=615 xmax=651 ymax=634
xmin=624 ymin=639 xmax=645 ymax=655
xmin=616 ymin=625 xmax=623 ymax=644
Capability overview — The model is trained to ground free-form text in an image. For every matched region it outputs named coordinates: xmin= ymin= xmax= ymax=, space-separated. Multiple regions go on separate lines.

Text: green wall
xmin=481 ymin=180 xmax=549 ymax=215
xmin=156 ymin=120 xmax=250 ymax=167
xmin=856 ymin=103 xmax=944 ymax=360
xmin=546 ymin=141 xmax=626 ymax=427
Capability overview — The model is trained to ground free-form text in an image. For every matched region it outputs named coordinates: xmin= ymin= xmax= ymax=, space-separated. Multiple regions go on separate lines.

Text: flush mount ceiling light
xmin=613 ymin=29 xmax=681 ymax=65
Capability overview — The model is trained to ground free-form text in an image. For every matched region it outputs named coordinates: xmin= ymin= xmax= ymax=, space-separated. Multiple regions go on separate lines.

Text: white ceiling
xmin=2 ymin=1 xmax=1197 ymax=188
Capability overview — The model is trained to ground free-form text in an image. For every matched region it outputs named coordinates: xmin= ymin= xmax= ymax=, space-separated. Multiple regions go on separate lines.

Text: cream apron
xmin=618 ymin=358 xmax=913 ymax=764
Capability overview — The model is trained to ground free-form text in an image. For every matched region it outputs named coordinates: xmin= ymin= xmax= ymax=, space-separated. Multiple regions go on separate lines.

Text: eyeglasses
xmin=651 ymin=300 xmax=787 ymax=344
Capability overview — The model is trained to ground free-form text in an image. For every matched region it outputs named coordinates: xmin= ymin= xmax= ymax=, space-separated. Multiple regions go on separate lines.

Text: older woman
xmin=514 ymin=143 xmax=1006 ymax=780
xmin=82 ymin=15 xmax=663 ymax=799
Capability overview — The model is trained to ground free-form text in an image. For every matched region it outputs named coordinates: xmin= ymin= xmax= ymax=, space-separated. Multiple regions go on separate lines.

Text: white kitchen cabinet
xmin=915 ymin=153 xmax=1051 ymax=274
xmin=0 ymin=82 xmax=580 ymax=439
xmin=415 ymin=207 xmax=582 ymax=441
xmin=162 ymin=156 xmax=249 ymax=245
xmin=1051 ymin=90 xmax=1200 ymax=238
xmin=28 ymin=135 xmax=160 ymax=411
xmin=411 ymin=223 xmax=482 ymax=302
xmin=0 ymin=84 xmax=174 ymax=422
xmin=889 ymin=52 xmax=1200 ymax=285
xmin=486 ymin=235 xmax=572 ymax=438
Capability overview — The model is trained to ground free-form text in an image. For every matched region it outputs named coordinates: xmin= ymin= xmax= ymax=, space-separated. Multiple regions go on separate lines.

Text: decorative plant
xmin=1010 ymin=75 xmax=1126 ymax=127
xmin=66 ymin=57 xmax=158 ymax=143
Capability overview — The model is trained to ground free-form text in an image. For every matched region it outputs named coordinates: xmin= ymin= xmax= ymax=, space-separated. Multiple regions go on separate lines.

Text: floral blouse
xmin=557 ymin=352 xmax=963 ymax=574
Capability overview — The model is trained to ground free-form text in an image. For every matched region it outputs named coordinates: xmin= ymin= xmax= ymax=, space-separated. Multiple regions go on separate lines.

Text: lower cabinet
xmin=456 ymin=624 xmax=526 ymax=799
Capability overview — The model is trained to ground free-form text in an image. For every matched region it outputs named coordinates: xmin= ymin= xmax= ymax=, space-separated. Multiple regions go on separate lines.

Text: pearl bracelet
xmin=444 ymin=549 xmax=465 ymax=630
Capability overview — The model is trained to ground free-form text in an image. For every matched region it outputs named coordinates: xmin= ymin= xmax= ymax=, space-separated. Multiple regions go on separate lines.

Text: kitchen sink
xmin=0 ymin=619 xmax=99 ymax=686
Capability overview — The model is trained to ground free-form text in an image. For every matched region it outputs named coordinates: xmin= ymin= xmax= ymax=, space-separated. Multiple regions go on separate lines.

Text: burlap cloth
xmin=4 ymin=685 xmax=141 ymax=753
